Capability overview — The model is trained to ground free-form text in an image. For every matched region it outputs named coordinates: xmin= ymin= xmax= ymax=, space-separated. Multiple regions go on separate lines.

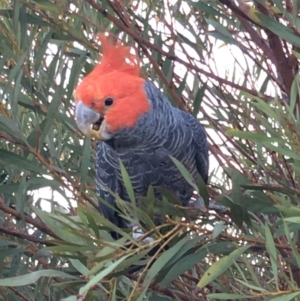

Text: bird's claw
xmin=132 ymin=226 xmax=154 ymax=243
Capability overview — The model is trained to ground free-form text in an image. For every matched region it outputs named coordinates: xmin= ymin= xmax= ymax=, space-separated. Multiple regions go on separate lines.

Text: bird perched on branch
xmin=74 ymin=34 xmax=209 ymax=236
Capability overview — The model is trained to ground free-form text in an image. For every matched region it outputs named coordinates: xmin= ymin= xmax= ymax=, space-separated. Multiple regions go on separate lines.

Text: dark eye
xmin=104 ymin=97 xmax=114 ymax=106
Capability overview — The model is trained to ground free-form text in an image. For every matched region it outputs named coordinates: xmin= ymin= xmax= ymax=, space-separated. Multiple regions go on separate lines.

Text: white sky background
xmin=33 ymin=0 xmax=275 ymax=211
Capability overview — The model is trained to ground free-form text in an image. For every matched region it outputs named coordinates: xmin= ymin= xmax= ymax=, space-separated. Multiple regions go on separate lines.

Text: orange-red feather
xmin=75 ymin=34 xmax=150 ymax=132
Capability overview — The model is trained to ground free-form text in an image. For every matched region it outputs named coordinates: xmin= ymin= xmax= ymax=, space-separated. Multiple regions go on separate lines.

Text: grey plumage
xmin=95 ymin=80 xmax=209 ymax=227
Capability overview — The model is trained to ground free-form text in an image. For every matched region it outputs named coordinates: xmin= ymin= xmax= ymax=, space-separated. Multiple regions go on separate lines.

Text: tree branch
xmin=0 ymin=197 xmax=59 ymax=239
xmin=0 ymin=225 xmax=56 ymax=246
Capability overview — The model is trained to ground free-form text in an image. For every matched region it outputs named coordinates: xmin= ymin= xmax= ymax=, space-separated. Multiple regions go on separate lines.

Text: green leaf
xmin=0 ymin=270 xmax=77 ymax=286
xmin=227 ymin=130 xmax=282 ymax=143
xmin=206 ymin=19 xmax=237 ymax=44
xmin=144 ymin=237 xmax=190 ymax=286
xmin=119 ymin=160 xmax=136 ymax=205
xmin=212 ymin=223 xmax=226 ymax=239
xmin=69 ymin=259 xmax=89 ymax=275
xmin=80 ymin=136 xmax=92 ymax=190
xmin=170 ymin=156 xmax=198 ymax=192
xmin=0 ymin=116 xmax=27 ymax=142
xmin=268 ymin=292 xmax=300 ymax=301
xmin=231 ymin=204 xmax=245 ymax=228
xmin=258 ymin=14 xmax=300 ymax=48
xmin=192 ymin=83 xmax=207 ymax=117
xmin=235 ymin=279 xmax=268 ymax=292
xmin=61 ymin=296 xmax=78 ymax=301
xmin=198 ymin=245 xmax=251 ymax=288
xmin=33 ymin=208 xmax=91 ymax=245
xmin=0 ymin=149 xmax=45 ymax=174
xmin=252 ymin=97 xmax=281 ymax=121
xmin=79 ymin=254 xmax=131 ymax=295
xmin=159 ymin=248 xmax=207 ymax=286
xmin=208 ymin=293 xmax=255 ymax=299
xmin=196 ymin=175 xmax=209 ymax=208
xmin=265 ymin=223 xmax=278 ymax=288
xmin=149 ymin=295 xmax=174 ymax=301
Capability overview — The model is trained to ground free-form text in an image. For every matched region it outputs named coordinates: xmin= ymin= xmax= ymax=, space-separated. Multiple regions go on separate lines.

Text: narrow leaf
xmin=0 ymin=270 xmax=77 ymax=286
xmin=198 ymin=245 xmax=250 ymax=288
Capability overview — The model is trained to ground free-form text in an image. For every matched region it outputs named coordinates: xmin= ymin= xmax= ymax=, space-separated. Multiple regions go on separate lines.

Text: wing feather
xmin=180 ymin=111 xmax=209 ymax=184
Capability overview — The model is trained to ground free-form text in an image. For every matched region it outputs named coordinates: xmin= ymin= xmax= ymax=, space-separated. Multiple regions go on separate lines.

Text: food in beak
xmin=92 ymin=116 xmax=104 ymax=131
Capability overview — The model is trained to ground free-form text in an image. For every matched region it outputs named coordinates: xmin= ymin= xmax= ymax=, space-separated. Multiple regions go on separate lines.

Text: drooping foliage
xmin=0 ymin=0 xmax=300 ymax=300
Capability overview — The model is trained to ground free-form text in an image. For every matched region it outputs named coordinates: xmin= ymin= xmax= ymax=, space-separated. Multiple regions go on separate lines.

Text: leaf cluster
xmin=0 ymin=0 xmax=300 ymax=300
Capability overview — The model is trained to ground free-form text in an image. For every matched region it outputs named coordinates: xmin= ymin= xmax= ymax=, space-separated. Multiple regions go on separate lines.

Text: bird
xmin=74 ymin=34 xmax=209 ymax=236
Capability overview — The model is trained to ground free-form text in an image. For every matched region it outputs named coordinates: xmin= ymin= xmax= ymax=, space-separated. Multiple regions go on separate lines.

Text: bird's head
xmin=74 ymin=34 xmax=150 ymax=140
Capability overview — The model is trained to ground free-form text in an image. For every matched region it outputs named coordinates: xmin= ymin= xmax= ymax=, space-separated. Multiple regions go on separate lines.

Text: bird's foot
xmin=132 ymin=226 xmax=154 ymax=243
xmin=189 ymin=197 xmax=206 ymax=210
xmin=190 ymin=197 xmax=227 ymax=213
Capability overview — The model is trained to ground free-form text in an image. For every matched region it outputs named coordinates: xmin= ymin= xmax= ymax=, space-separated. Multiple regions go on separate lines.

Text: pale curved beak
xmin=75 ymin=101 xmax=111 ymax=140
xmin=75 ymin=101 xmax=101 ymax=135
